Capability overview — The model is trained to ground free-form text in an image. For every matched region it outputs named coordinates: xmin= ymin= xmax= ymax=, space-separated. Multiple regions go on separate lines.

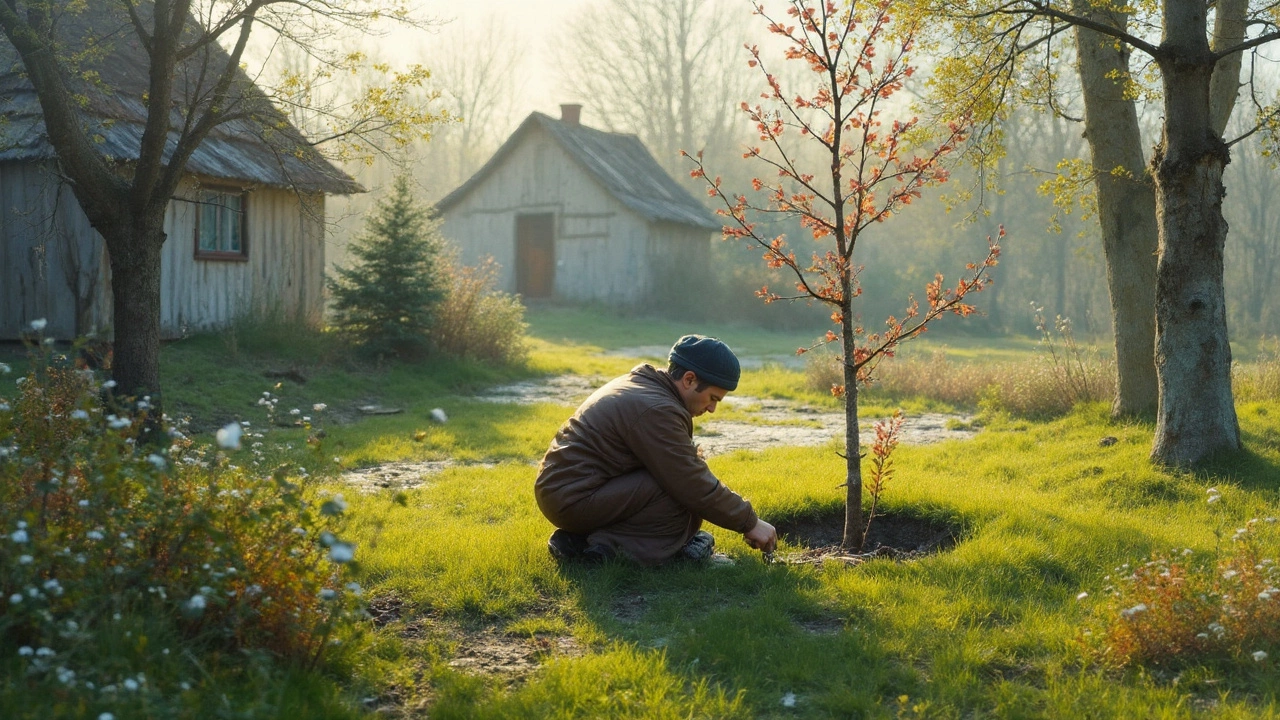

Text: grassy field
xmin=5 ymin=308 xmax=1279 ymax=718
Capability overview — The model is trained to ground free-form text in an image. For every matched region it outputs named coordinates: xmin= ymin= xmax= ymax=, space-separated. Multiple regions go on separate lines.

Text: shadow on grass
xmin=559 ymin=554 xmax=919 ymax=715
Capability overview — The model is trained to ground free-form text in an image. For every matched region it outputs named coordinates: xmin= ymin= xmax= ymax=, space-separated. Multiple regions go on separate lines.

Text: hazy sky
xmin=417 ymin=0 xmax=592 ymax=118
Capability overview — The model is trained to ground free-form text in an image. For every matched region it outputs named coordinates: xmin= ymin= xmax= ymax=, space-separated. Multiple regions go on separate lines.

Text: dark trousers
xmin=537 ymin=469 xmax=701 ymax=566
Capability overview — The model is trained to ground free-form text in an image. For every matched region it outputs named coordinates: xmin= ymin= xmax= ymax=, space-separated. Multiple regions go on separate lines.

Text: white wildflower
xmin=781 ymin=692 xmax=797 ymax=708
xmin=1076 ymin=591 xmax=1088 ymax=600
xmin=216 ymin=422 xmax=243 ymax=450
xmin=1223 ymin=570 xmax=1239 ymax=580
xmin=35 ymin=647 xmax=54 ymax=657
xmin=319 ymin=588 xmax=337 ymax=601
xmin=123 ymin=678 xmax=138 ymax=691
xmin=313 ymin=403 xmax=327 ymax=412
xmin=1254 ymin=650 xmax=1269 ymax=662
xmin=0 ymin=363 xmax=9 ymax=374
xmin=86 ymin=530 xmax=104 ymax=540
xmin=186 ymin=594 xmax=207 ymax=611
xmin=1208 ymin=495 xmax=1221 ymax=504
xmin=30 ymin=318 xmax=47 ymax=331
xmin=1121 ymin=603 xmax=1148 ymax=619
xmin=18 ymin=555 xmax=32 ymax=564
xmin=78 ymin=500 xmax=89 ymax=507
xmin=290 ymin=408 xmax=301 ymax=416
xmin=17 ymin=646 xmax=33 ymax=656
xmin=106 ymin=415 xmax=131 ymax=430
xmin=329 ymin=542 xmax=355 ymax=564
xmin=70 ymin=409 xmax=89 ymax=421
xmin=102 ymin=380 xmax=116 ymax=389
xmin=147 ymin=454 xmax=167 ymax=470
xmin=1260 ymin=592 xmax=1273 ymax=601
xmin=431 ymin=408 xmax=448 ymax=423
xmin=10 ymin=529 xmax=28 ymax=543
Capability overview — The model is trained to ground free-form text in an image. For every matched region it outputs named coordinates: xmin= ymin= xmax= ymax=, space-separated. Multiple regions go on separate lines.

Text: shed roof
xmin=0 ymin=4 xmax=361 ymax=195
xmin=436 ymin=112 xmax=719 ymax=230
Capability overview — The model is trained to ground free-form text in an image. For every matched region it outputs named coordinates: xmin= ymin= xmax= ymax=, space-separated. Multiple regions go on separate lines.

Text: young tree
xmin=0 ymin=0 xmax=444 ymax=412
xmin=328 ymin=175 xmax=446 ymax=357
xmin=690 ymin=0 xmax=1000 ymax=550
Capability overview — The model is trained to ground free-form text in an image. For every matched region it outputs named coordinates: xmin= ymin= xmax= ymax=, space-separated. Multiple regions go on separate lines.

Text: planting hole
xmin=771 ymin=508 xmax=961 ymax=563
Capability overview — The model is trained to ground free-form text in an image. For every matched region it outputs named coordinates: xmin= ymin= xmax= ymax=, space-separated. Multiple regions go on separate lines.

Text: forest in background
xmin=299 ymin=0 xmax=1280 ymax=343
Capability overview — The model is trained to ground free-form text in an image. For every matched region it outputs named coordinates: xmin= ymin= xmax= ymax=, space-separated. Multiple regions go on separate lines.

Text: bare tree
xmin=553 ymin=0 xmax=754 ymax=179
xmin=415 ymin=16 xmax=526 ymax=195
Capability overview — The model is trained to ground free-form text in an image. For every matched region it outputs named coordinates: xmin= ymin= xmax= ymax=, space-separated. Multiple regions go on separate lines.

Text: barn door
xmin=516 ymin=213 xmax=555 ymax=298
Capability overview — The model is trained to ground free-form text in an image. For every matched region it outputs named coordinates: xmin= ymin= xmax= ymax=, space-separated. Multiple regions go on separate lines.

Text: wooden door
xmin=516 ymin=213 xmax=555 ymax=298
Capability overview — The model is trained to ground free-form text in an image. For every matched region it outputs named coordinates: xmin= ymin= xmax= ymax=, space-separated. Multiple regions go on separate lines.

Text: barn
xmin=435 ymin=105 xmax=719 ymax=305
xmin=0 ymin=8 xmax=361 ymax=341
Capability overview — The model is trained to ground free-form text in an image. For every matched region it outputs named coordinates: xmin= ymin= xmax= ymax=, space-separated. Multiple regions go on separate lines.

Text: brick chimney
xmin=560 ymin=103 xmax=582 ymax=126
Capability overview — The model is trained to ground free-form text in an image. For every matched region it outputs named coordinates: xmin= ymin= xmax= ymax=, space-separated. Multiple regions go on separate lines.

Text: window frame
xmin=192 ymin=185 xmax=250 ymax=261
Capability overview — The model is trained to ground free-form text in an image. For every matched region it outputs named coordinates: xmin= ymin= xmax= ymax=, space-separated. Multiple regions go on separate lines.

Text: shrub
xmin=1234 ymin=337 xmax=1280 ymax=401
xmin=432 ymin=256 xmax=529 ymax=366
xmin=0 ymin=341 xmax=364 ymax=712
xmin=1086 ymin=518 xmax=1280 ymax=667
xmin=328 ymin=175 xmax=447 ymax=358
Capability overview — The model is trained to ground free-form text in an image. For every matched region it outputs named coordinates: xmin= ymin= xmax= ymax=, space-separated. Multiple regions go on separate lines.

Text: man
xmin=534 ymin=334 xmax=778 ymax=565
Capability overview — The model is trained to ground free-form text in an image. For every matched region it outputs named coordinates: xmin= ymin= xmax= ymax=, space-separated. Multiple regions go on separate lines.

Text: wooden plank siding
xmin=1 ymin=162 xmax=326 ymax=340
xmin=440 ymin=123 xmax=671 ymax=305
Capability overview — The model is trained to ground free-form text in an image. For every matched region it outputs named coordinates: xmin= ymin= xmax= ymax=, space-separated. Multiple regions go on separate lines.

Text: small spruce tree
xmin=328 ymin=176 xmax=446 ymax=357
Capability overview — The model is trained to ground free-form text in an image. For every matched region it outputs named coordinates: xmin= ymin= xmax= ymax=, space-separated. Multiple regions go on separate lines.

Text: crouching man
xmin=534 ymin=334 xmax=778 ymax=565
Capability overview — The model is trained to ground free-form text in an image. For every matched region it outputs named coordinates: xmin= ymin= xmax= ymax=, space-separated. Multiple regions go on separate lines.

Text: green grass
xmin=340 ymin=400 xmax=1280 ymax=717
xmin=8 ymin=308 xmax=1280 ymax=717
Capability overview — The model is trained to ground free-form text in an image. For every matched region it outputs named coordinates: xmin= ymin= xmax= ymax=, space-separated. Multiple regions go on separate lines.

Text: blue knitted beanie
xmin=668 ymin=335 xmax=740 ymax=391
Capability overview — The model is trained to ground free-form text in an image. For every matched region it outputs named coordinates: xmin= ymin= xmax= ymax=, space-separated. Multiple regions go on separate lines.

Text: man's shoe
xmin=580 ymin=543 xmax=616 ymax=564
xmin=680 ymin=530 xmax=716 ymax=561
xmin=547 ymin=529 xmax=589 ymax=560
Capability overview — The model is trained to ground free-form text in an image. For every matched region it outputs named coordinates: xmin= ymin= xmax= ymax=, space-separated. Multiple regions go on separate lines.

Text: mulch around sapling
xmin=771 ymin=508 xmax=961 ymax=565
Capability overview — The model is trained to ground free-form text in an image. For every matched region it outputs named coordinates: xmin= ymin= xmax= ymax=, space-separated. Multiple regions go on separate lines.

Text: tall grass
xmin=806 ymin=350 xmax=1116 ymax=417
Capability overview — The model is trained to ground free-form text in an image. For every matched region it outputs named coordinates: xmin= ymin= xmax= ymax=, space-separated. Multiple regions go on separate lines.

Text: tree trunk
xmin=1072 ymin=5 xmax=1159 ymax=417
xmin=104 ymin=225 xmax=167 ymax=405
xmin=840 ymin=299 xmax=863 ymax=550
xmin=1149 ymin=0 xmax=1241 ymax=465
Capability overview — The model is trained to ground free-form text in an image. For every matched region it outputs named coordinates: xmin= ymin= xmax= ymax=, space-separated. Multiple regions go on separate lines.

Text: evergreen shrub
xmin=328 ymin=175 xmax=447 ymax=358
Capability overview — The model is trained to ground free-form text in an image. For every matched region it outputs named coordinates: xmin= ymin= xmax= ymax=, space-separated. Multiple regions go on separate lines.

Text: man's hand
xmin=743 ymin=519 xmax=777 ymax=554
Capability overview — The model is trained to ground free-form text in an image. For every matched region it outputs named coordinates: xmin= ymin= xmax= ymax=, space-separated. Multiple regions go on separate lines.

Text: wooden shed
xmin=0 ymin=8 xmax=361 ymax=341
xmin=435 ymin=105 xmax=719 ymax=305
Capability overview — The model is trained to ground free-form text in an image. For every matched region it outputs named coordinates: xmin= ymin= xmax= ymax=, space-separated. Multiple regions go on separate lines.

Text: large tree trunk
xmin=103 ymin=226 xmax=167 ymax=404
xmin=840 ymin=298 xmax=864 ymax=550
xmin=1072 ymin=5 xmax=1159 ymax=417
xmin=1149 ymin=0 xmax=1241 ymax=466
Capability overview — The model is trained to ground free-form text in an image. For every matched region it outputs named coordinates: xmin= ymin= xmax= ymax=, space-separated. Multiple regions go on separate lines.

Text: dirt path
xmin=474 ymin=375 xmax=977 ymax=456
xmin=341 ymin=374 xmax=976 ymax=490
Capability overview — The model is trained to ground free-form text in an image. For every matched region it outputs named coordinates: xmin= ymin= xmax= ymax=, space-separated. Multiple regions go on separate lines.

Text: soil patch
xmin=473 ymin=374 xmax=607 ymax=405
xmin=771 ymin=509 xmax=961 ymax=564
xmin=340 ymin=459 xmax=494 ymax=493
xmin=699 ymin=394 xmax=976 ymax=456
xmin=446 ymin=628 xmax=584 ymax=678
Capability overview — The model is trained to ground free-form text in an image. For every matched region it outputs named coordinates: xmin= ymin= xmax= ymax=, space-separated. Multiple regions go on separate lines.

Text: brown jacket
xmin=534 ymin=364 xmax=758 ymax=534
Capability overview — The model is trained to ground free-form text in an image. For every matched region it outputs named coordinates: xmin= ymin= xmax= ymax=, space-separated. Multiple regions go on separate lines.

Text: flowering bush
xmin=0 ymin=335 xmax=364 ymax=711
xmin=1084 ymin=518 xmax=1280 ymax=667
xmin=431 ymin=256 xmax=529 ymax=365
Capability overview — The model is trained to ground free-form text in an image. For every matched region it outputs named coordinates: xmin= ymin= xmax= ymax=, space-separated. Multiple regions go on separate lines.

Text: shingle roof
xmin=436 ymin=112 xmax=719 ymax=230
xmin=0 ymin=4 xmax=361 ymax=195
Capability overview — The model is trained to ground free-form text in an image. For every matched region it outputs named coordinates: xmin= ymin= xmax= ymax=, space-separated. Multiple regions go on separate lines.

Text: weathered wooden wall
xmin=1 ymin=162 xmax=326 ymax=340
xmin=440 ymin=124 xmax=665 ymax=305
xmin=0 ymin=161 xmax=111 ymax=339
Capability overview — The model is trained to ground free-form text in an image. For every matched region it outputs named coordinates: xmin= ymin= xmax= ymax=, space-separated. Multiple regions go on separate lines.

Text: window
xmin=194 ymin=188 xmax=247 ymax=259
